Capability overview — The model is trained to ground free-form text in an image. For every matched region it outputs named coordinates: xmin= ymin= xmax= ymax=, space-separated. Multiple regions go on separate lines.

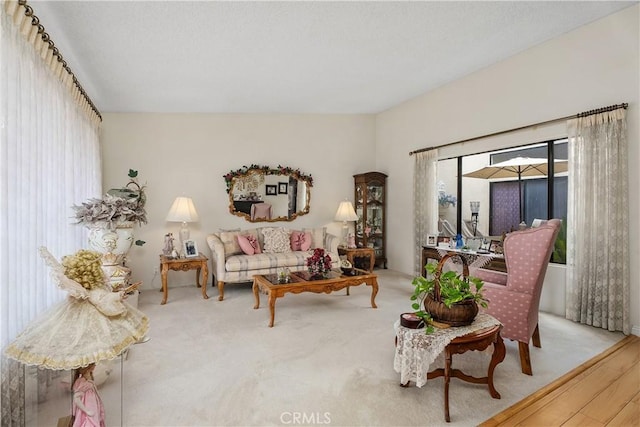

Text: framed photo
xmin=426 ymin=234 xmax=437 ymax=246
xmin=479 ymin=239 xmax=491 ymax=252
xmin=437 ymin=236 xmax=450 ymax=247
xmin=265 ymin=185 xmax=277 ymax=196
xmin=183 ymin=239 xmax=199 ymax=258
xmin=278 ymin=182 xmax=288 ymax=194
xmin=489 ymin=239 xmax=503 ymax=254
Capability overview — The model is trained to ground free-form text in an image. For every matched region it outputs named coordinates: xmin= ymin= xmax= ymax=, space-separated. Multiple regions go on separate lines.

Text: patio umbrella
xmin=463 ymin=156 xmax=568 ymax=223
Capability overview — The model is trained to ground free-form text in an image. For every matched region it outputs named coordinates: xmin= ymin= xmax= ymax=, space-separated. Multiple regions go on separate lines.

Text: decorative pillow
xmin=237 ymin=234 xmax=261 ymax=255
xmin=290 ymin=231 xmax=312 ymax=251
xmin=262 ymin=228 xmax=292 ymax=254
xmin=303 ymin=227 xmax=326 ymax=249
xmin=219 ymin=231 xmax=243 ymax=256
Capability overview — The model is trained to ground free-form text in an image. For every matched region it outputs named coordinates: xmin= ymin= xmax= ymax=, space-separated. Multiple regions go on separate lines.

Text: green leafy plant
xmin=551 ymin=218 xmax=567 ymax=264
xmin=410 ymin=263 xmax=488 ymax=333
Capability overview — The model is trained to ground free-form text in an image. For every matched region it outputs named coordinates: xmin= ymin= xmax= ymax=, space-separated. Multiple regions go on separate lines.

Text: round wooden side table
xmin=425 ymin=325 xmax=505 ymax=422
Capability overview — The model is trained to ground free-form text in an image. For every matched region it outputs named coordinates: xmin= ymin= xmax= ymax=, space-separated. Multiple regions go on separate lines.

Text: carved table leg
xmin=252 ymin=279 xmax=261 ymax=309
xmin=200 ymin=263 xmax=209 ymax=300
xmin=488 ymin=332 xmax=506 ymax=399
xmin=268 ymin=292 xmax=277 ymax=327
xmin=160 ymin=265 xmax=169 ymax=305
xmin=370 ymin=279 xmax=379 ymax=308
xmin=444 ymin=349 xmax=452 ymax=422
xmin=195 ymin=267 xmax=201 ymax=287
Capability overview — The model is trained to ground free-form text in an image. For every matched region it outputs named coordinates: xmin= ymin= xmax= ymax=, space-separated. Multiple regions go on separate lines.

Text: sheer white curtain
xmin=413 ymin=149 xmax=439 ymax=276
xmin=1 ymin=5 xmax=101 ymax=422
xmin=566 ymin=108 xmax=629 ymax=334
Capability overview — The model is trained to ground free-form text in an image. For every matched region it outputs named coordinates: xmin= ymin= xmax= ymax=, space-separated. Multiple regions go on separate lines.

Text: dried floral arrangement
xmin=438 ymin=192 xmax=457 ymax=207
xmin=72 ymin=169 xmax=147 ymax=230
xmin=223 ymin=164 xmax=313 ymax=193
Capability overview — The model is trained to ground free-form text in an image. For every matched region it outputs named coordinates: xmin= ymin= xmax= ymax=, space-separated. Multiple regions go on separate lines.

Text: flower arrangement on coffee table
xmin=306 ymin=248 xmax=332 ymax=279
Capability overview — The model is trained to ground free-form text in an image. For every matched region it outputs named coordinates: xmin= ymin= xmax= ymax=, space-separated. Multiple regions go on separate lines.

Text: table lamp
xmin=334 ymin=199 xmax=358 ymax=248
xmin=166 ymin=196 xmax=200 ymax=246
xmin=470 ymin=201 xmax=480 ymax=237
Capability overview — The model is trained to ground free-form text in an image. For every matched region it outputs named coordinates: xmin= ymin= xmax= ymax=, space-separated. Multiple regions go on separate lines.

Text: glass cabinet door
xmin=353 ymin=172 xmax=387 ymax=268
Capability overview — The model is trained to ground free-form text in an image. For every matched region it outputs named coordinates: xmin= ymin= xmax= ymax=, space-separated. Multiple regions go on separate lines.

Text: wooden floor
xmin=480 ymin=334 xmax=640 ymax=427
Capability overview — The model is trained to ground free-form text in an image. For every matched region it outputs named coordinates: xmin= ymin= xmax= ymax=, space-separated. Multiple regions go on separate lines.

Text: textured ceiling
xmin=30 ymin=1 xmax=636 ymax=114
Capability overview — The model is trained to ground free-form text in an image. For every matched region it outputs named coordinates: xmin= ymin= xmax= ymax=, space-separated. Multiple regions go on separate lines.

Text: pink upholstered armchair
xmin=475 ymin=219 xmax=561 ymax=375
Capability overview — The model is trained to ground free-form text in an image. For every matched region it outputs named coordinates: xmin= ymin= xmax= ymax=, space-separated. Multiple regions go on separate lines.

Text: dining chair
xmin=475 ymin=219 xmax=561 ymax=375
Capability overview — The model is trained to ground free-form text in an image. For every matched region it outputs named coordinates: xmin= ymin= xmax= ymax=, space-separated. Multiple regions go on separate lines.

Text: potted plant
xmin=410 ymin=253 xmax=488 ymax=333
xmin=72 ymin=169 xmax=147 ymax=233
xmin=72 ymin=169 xmax=147 ymax=288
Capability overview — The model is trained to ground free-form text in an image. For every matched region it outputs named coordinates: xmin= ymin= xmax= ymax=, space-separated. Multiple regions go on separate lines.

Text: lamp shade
xmin=334 ymin=200 xmax=358 ymax=222
xmin=166 ymin=197 xmax=199 ymax=223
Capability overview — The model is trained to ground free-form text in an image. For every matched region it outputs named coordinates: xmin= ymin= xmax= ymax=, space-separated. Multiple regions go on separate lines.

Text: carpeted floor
xmin=30 ymin=269 xmax=624 ymax=426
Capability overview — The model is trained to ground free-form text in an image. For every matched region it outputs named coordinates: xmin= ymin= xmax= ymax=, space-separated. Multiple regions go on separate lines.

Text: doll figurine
xmin=162 ymin=233 xmax=175 ymax=256
xmin=347 ymin=232 xmax=356 ymax=249
xmin=72 ymin=363 xmax=105 ymax=427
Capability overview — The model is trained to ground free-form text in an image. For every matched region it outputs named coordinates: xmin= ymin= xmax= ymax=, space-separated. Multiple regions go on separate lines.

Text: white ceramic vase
xmin=87 ymin=221 xmax=135 ymax=287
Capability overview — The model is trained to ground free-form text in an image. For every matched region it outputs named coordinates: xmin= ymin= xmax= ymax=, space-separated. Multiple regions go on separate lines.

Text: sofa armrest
xmin=206 ymin=234 xmax=226 ymax=281
xmin=325 ymin=233 xmax=339 ymax=255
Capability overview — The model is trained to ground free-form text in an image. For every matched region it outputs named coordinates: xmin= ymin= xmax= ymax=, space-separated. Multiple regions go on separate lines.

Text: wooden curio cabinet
xmin=354 ymin=172 xmax=387 ymax=268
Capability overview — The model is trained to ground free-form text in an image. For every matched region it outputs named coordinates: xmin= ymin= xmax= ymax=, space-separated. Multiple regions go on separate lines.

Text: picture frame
xmin=278 ymin=182 xmax=288 ymax=194
xmin=437 ymin=236 xmax=451 ymax=247
xmin=426 ymin=234 xmax=437 ymax=246
xmin=265 ymin=185 xmax=277 ymax=196
xmin=183 ymin=239 xmax=199 ymax=258
xmin=479 ymin=239 xmax=491 ymax=252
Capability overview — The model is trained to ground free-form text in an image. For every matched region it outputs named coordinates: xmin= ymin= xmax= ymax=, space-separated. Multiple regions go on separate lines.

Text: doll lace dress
xmin=4 ymin=247 xmax=149 ymax=370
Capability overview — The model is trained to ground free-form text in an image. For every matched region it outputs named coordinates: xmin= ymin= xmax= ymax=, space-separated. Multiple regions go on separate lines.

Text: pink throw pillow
xmin=290 ymin=231 xmax=312 ymax=251
xmin=237 ymin=234 xmax=261 ymax=255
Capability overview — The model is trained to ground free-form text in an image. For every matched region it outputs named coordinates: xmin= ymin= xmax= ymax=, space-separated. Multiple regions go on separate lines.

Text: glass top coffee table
xmin=252 ymin=269 xmax=378 ymax=327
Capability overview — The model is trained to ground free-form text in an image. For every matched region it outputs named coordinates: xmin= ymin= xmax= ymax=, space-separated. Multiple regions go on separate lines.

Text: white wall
xmin=100 ymin=114 xmax=376 ymax=289
xmin=375 ymin=6 xmax=640 ymax=330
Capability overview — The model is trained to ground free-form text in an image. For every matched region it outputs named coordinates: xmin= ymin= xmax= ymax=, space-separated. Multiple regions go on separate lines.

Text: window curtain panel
xmin=566 ymin=108 xmax=629 ymax=334
xmin=1 ymin=7 xmax=101 ymax=425
xmin=413 ymin=149 xmax=438 ymax=276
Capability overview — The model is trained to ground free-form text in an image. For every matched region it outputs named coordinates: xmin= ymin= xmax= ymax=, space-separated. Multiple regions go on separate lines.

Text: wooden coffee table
xmin=253 ymin=269 xmax=378 ymax=327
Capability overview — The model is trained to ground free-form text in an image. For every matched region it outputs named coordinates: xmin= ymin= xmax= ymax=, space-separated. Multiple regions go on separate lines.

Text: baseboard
xmin=632 ymin=324 xmax=640 ymax=337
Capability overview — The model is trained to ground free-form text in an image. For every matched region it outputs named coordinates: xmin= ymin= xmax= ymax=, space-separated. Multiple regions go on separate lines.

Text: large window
xmin=438 ymin=139 xmax=567 ymax=263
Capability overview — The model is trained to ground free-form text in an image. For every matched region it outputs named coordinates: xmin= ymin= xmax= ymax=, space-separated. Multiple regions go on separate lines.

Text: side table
xmin=159 ymin=253 xmax=209 ymax=305
xmin=394 ymin=314 xmax=505 ymax=423
xmin=338 ymin=247 xmax=375 ymax=272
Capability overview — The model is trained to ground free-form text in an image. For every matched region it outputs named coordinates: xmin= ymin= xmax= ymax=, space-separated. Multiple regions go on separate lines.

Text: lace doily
xmin=435 ymin=248 xmax=494 ymax=275
xmin=393 ymin=313 xmax=501 ymax=388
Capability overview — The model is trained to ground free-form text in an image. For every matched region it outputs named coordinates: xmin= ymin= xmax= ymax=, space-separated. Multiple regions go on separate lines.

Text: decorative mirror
xmin=224 ymin=165 xmax=312 ymax=222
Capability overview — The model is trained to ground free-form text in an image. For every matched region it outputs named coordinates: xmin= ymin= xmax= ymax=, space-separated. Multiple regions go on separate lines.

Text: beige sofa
xmin=206 ymin=227 xmax=340 ymax=300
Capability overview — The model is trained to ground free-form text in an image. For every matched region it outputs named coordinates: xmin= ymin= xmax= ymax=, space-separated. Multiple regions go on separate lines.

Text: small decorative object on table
xmin=347 ymin=232 xmax=356 ymax=249
xmin=162 ymin=232 xmax=175 ymax=256
xmin=340 ymin=259 xmax=353 ymax=275
xmin=277 ymin=267 xmax=291 ymax=284
xmin=400 ymin=312 xmax=425 ymax=329
xmin=306 ymin=248 xmax=332 ymax=279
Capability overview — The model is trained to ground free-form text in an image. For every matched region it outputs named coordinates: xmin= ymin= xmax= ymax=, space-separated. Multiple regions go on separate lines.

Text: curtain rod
xmin=409 ymin=102 xmax=628 ymax=156
xmin=16 ymin=0 xmax=102 ymax=121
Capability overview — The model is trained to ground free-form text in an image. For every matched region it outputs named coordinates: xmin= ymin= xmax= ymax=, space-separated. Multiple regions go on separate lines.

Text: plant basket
xmin=423 ymin=253 xmax=479 ymax=326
